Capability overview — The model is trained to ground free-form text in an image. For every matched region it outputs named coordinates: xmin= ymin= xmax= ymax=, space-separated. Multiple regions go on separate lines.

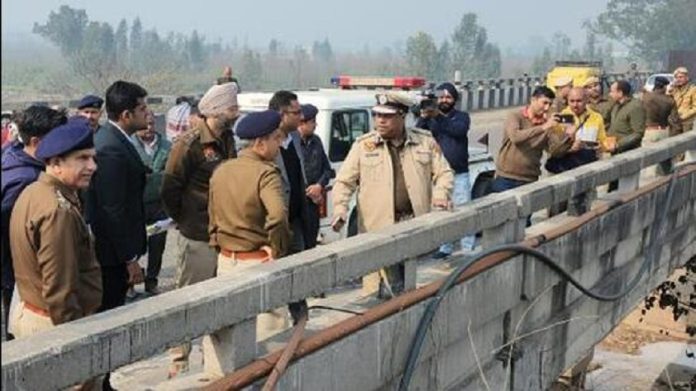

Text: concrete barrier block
xmin=640 ymin=142 xmax=674 ymax=167
xmin=546 ymin=174 xmax=576 ymax=203
xmin=591 ymin=159 xmax=620 ymax=186
xmin=329 ymin=325 xmax=382 ymax=390
xmin=567 ymin=165 xmax=599 ymax=195
xmin=2 ymin=329 xmax=94 ymax=391
xmin=483 ymin=219 xmax=525 ymax=247
xmin=332 ymin=233 xmax=397 ymax=281
xmin=521 ymin=250 xmax=563 ymax=300
xmin=594 ymin=211 xmax=620 ymax=256
xmin=380 ymin=213 xmax=460 ymax=256
xmin=376 ymin=305 xmax=427 ymax=382
xmin=434 ymin=316 xmax=505 ymax=388
xmin=444 ymin=260 xmax=525 ymax=336
xmin=615 ymin=150 xmax=647 ymax=176
xmin=614 ymin=231 xmax=644 ymax=269
xmin=576 ymin=221 xmax=602 ymax=264
xmin=506 ymin=182 xmax=553 ymax=216
xmin=277 ymin=338 xmax=335 ymax=390
xmin=285 ymin=253 xmax=337 ymax=300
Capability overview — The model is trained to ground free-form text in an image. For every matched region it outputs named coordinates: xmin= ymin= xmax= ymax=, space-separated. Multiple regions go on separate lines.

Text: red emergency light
xmin=331 ymin=76 xmax=426 ymax=90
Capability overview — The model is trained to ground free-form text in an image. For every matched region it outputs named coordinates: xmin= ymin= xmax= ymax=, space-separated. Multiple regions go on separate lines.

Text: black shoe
xmin=144 ymin=281 xmax=160 ymax=295
xmin=432 ymin=251 xmax=451 ymax=260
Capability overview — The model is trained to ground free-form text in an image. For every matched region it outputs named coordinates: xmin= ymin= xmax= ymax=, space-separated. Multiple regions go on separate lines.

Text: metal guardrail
xmin=0 ymin=72 xmax=650 ymax=113
xmin=453 ymin=72 xmax=650 ymax=112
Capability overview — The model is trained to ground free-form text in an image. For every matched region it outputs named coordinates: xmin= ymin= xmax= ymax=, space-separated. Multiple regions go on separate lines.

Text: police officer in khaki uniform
xmin=331 ymin=92 xmax=454 ymax=297
xmin=10 ymin=118 xmax=102 ymax=335
xmin=641 ymin=76 xmax=682 ymax=176
xmin=161 ymin=82 xmax=238 ymax=377
xmin=209 ymin=110 xmax=291 ymax=339
xmin=670 ymin=67 xmax=696 ymax=132
xmin=551 ymin=76 xmax=573 ymax=113
xmin=583 ymin=76 xmax=614 ymax=127
xmin=9 ymin=119 xmax=102 ymax=389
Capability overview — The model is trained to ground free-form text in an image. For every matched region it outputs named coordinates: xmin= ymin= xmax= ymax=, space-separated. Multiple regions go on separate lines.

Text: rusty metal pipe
xmin=205 ymin=164 xmax=695 ymax=391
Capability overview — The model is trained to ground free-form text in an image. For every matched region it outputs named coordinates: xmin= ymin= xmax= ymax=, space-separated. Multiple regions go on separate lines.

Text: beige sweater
xmin=495 ymin=108 xmax=572 ymax=182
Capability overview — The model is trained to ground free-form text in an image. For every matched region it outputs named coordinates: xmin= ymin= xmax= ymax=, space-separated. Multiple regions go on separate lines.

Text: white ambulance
xmin=236 ymin=76 xmax=496 ymax=243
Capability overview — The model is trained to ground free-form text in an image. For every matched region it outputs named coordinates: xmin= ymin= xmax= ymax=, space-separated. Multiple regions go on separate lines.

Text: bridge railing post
xmin=477 ymin=81 xmax=485 ymax=110
xmin=617 ymin=171 xmax=640 ymax=193
xmin=686 ymin=122 xmax=696 ymax=162
xmin=482 ymin=218 xmax=526 ymax=247
xmin=464 ymin=82 xmax=474 ymax=112
xmin=567 ymin=191 xmax=592 ymax=216
xmin=202 ymin=317 xmax=257 ymax=377
xmin=507 ymin=79 xmax=515 ymax=107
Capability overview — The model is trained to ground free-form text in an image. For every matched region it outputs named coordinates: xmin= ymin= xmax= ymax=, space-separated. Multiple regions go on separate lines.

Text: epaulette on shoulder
xmin=54 ymin=189 xmax=71 ymax=210
xmin=355 ymin=132 xmax=374 ymax=143
xmin=410 ymin=127 xmax=435 ymax=141
xmin=410 ymin=127 xmax=431 ymax=136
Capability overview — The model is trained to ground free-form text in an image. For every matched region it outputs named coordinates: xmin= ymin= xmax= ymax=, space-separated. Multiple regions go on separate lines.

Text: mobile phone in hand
xmin=555 ymin=114 xmax=575 ymax=124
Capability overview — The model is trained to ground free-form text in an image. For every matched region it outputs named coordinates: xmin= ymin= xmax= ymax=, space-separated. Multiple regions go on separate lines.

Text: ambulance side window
xmin=329 ymin=109 xmax=370 ymax=162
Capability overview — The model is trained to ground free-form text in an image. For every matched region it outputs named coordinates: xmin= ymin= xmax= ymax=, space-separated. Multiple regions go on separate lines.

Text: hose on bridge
xmin=204 ymin=163 xmax=694 ymax=391
xmin=398 ymin=166 xmax=682 ymax=390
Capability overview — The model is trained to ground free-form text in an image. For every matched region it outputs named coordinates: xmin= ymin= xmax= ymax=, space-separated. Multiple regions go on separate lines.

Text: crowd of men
xmin=0 ymin=65 xmax=694 ymax=389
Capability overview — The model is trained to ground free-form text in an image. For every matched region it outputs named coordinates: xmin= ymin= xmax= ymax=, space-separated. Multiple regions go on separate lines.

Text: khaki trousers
xmin=11 ymin=302 xmax=102 ymax=390
xmin=362 ymin=214 xmax=413 ymax=298
xmin=169 ymin=235 xmax=218 ymax=373
xmin=217 ymin=253 xmax=290 ymax=341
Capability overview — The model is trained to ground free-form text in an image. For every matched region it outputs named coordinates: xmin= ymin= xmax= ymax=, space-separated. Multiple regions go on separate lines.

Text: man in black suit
xmin=268 ymin=91 xmax=313 ymax=323
xmin=87 ymin=80 xmax=149 ymax=312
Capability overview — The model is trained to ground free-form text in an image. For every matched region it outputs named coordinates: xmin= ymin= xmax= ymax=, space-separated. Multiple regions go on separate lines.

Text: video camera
xmin=419 ymin=90 xmax=438 ymax=111
xmin=411 ymin=89 xmax=439 ymax=116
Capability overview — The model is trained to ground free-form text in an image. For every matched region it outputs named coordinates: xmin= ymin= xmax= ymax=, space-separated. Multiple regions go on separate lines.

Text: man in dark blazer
xmin=87 ymin=80 xmax=149 ymax=312
xmin=268 ymin=91 xmax=314 ymax=324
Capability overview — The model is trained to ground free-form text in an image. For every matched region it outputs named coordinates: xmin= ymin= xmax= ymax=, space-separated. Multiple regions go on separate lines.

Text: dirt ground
xmin=587 ymin=267 xmax=696 ymax=390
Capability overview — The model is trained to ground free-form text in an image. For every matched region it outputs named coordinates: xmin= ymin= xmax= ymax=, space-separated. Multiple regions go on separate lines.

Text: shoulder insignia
xmin=432 ymin=142 xmax=441 ymax=155
xmin=362 ymin=140 xmax=377 ymax=152
xmin=55 ymin=189 xmax=71 ymax=210
xmin=410 ymin=127 xmax=430 ymax=136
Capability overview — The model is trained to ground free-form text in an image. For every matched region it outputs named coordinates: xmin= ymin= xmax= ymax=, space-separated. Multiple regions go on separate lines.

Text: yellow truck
xmin=546 ymin=61 xmax=602 ymax=92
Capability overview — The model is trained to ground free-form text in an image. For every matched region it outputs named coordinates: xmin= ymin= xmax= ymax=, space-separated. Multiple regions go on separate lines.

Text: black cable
xmin=308 ymin=305 xmax=364 ymax=316
xmin=398 ymin=171 xmax=679 ymax=391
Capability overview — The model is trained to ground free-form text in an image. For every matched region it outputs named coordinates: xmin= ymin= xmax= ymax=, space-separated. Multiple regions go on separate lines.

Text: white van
xmin=237 ymin=88 xmax=496 ymax=243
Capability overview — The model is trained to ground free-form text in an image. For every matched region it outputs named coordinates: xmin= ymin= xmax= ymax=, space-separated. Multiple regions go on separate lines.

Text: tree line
xmin=21 ymin=0 xmax=696 ymax=97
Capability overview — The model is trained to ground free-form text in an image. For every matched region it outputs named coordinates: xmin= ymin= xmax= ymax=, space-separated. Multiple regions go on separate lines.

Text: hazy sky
xmin=2 ymin=0 xmax=611 ymax=51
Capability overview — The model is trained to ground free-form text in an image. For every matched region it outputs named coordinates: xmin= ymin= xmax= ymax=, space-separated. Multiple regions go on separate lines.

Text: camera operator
xmin=415 ymin=82 xmax=474 ymax=257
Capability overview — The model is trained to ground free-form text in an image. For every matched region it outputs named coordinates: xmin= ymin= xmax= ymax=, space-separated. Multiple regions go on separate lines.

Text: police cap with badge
xmin=236 ymin=110 xmax=281 ymax=139
xmin=36 ymin=118 xmax=94 ymax=161
xmin=372 ymin=92 xmax=414 ymax=115
xmin=77 ymin=95 xmax=104 ymax=110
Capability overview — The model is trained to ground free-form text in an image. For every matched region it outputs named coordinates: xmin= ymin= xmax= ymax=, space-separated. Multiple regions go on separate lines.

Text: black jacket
xmin=416 ymin=109 xmax=471 ymax=173
xmin=86 ymin=122 xmax=147 ymax=267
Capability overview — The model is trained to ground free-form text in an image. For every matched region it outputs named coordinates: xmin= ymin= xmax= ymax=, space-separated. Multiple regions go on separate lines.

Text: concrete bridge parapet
xmin=2 ymin=131 xmax=695 ymax=390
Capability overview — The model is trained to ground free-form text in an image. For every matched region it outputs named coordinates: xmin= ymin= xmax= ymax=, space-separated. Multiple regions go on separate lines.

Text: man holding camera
xmin=416 ymin=82 xmax=474 ymax=257
xmin=493 ymin=86 xmax=574 ymax=192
